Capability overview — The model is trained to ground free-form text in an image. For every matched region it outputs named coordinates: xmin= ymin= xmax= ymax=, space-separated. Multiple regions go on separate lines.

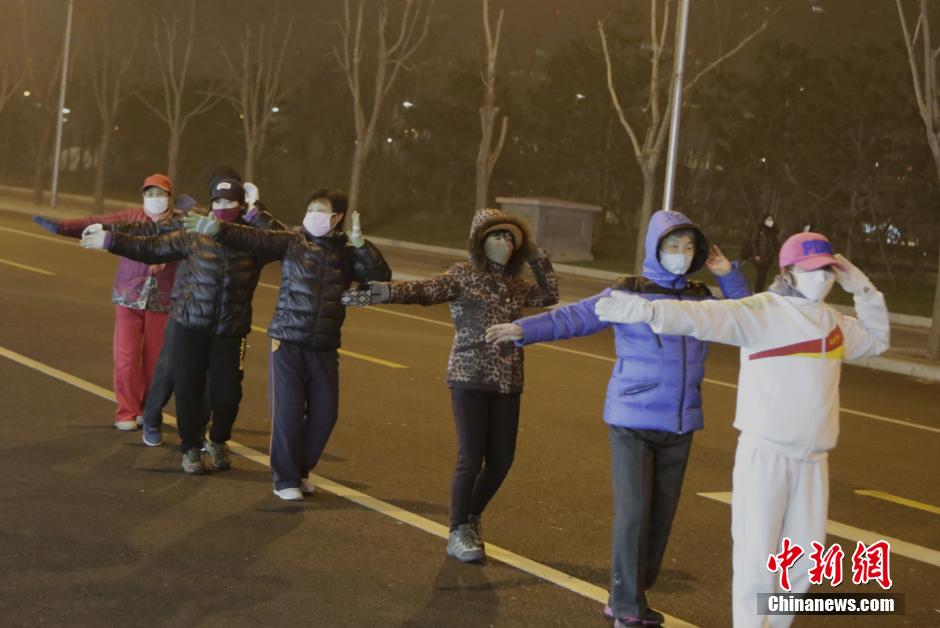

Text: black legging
xmin=142 ymin=318 xmax=209 ymax=428
xmin=172 ymin=324 xmax=246 ymax=453
xmin=449 ymin=388 xmax=521 ymax=530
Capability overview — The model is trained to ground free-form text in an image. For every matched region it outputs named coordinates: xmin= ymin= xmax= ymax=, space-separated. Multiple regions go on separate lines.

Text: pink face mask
xmin=303 ymin=211 xmax=335 ymax=237
xmin=212 ymin=206 xmax=242 ymax=223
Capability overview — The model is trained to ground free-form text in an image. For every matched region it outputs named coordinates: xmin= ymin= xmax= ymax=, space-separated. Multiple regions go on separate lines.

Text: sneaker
xmin=467 ymin=514 xmax=484 ymax=547
xmin=642 ymin=609 xmax=664 ymax=626
xmin=300 ymin=478 xmax=316 ymax=496
xmin=273 ymin=487 xmax=304 ymax=501
xmin=614 ymin=619 xmax=643 ymax=628
xmin=609 ymin=609 xmax=663 ymax=627
xmin=446 ymin=524 xmax=485 ymax=562
xmin=135 ymin=415 xmax=144 ymax=426
xmin=114 ymin=419 xmax=138 ymax=431
xmin=181 ymin=449 xmax=205 ymax=475
xmin=204 ymin=440 xmax=231 ymax=471
xmin=142 ymin=424 xmax=162 ymax=447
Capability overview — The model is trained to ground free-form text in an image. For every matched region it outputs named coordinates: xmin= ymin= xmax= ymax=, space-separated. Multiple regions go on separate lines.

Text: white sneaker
xmin=273 ymin=487 xmax=304 ymax=501
xmin=300 ymin=479 xmax=316 ymax=496
xmin=114 ymin=419 xmax=138 ymax=431
xmin=135 ymin=415 xmax=144 ymax=426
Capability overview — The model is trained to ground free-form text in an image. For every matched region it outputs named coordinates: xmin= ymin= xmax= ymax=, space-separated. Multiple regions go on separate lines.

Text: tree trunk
xmin=475 ymin=106 xmax=494 ymax=211
xmin=348 ymin=143 xmax=365 ymax=215
xmin=167 ymin=129 xmax=180 ymax=187
xmin=634 ymin=166 xmax=657 ymax=274
xmin=244 ymin=137 xmax=255 ymax=182
xmin=31 ymin=124 xmax=53 ymax=205
xmin=93 ymin=125 xmax=112 ymax=211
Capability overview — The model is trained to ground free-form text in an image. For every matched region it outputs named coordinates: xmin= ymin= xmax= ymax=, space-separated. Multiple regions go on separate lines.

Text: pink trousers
xmin=113 ymin=306 xmax=168 ymax=422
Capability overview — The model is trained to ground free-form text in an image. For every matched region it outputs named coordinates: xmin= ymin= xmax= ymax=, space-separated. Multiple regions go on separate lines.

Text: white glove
xmin=81 ymin=223 xmax=103 ymax=238
xmin=833 ymin=254 xmax=875 ymax=296
xmin=348 ymin=211 xmax=365 ymax=248
xmin=244 ymin=182 xmax=259 ymax=208
xmin=80 ymin=223 xmax=108 ymax=250
xmin=594 ymin=291 xmax=653 ymax=324
xmin=485 ymin=323 xmax=523 ymax=345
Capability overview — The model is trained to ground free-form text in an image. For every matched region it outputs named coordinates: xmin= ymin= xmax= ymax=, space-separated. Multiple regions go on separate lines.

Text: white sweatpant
xmin=732 ymin=434 xmax=829 ymax=628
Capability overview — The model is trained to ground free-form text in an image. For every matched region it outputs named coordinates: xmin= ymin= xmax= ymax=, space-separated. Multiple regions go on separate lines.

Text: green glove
xmin=182 ymin=212 xmax=221 ymax=237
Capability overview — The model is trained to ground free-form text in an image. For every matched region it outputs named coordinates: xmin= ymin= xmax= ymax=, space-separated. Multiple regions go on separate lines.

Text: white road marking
xmin=698 ymin=492 xmax=940 ymax=568
xmin=0 ymin=344 xmax=695 ymax=627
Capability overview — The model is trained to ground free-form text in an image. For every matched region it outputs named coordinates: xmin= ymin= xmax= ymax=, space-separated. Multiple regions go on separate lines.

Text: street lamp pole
xmin=50 ymin=0 xmax=75 ymax=209
xmin=661 ymin=0 xmax=690 ymax=212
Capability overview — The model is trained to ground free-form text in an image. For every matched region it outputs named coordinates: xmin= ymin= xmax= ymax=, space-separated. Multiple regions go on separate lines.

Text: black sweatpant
xmin=141 ymin=318 xmax=209 ymax=429
xmin=608 ymin=426 xmax=693 ymax=618
xmin=449 ymin=387 xmax=521 ymax=530
xmin=172 ymin=323 xmax=247 ymax=453
xmin=268 ymin=339 xmax=339 ymax=490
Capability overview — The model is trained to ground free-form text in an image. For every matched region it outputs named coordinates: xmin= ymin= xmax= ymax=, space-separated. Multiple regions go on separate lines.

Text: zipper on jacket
xmin=677 ymin=292 xmax=686 ymax=434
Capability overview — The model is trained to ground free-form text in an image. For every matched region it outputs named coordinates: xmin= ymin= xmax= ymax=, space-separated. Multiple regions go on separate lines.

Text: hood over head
xmin=641 ymin=209 xmax=710 ymax=288
xmin=468 ymin=208 xmax=531 ymax=275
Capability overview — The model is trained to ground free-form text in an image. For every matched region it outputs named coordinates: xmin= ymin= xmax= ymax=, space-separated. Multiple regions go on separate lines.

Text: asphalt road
xmin=1 ymin=209 xmax=938 ymax=627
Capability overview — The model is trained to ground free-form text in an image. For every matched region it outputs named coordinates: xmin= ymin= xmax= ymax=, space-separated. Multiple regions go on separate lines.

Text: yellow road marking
xmin=855 ymin=490 xmax=940 ymax=516
xmin=698 ymin=492 xmax=940 ymax=568
xmin=0 ymin=225 xmax=78 ymax=245
xmin=249 ymin=324 xmax=407 ymax=369
xmin=0 ymin=257 xmax=55 ymax=275
xmin=0 ymin=344 xmax=695 ymax=628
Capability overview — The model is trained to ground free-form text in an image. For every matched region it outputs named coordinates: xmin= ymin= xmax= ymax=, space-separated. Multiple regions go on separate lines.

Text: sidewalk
xmin=2 ymin=184 xmax=938 ymax=383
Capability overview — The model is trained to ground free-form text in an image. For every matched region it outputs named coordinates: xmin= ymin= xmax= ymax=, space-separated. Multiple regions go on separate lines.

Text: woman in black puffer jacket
xmin=83 ymin=178 xmax=266 ymax=476
xmin=184 ymin=189 xmax=391 ymax=501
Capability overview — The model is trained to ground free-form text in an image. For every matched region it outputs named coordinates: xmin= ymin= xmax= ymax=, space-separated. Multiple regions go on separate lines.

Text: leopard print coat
xmin=389 ymin=208 xmax=559 ymax=394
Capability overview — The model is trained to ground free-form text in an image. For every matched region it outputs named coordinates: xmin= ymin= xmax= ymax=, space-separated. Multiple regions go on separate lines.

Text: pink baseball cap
xmin=778 ymin=232 xmax=845 ymax=271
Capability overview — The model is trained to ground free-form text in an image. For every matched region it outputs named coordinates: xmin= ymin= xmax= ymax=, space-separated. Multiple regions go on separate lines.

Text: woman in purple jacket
xmin=487 ymin=210 xmax=750 ymax=627
xmin=33 ymin=174 xmax=178 ymax=431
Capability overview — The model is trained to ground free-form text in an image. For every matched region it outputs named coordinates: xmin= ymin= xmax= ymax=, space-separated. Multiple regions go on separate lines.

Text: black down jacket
xmin=107 ymin=226 xmax=265 ymax=337
xmin=216 ymin=223 xmax=391 ymax=350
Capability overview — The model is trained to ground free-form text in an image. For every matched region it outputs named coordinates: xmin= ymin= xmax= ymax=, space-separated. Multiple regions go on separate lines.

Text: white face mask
xmin=660 ymin=251 xmax=693 ymax=275
xmin=143 ymin=196 xmax=169 ymax=218
xmin=792 ymin=269 xmax=835 ymax=302
xmin=484 ymin=235 xmax=513 ymax=265
xmin=303 ymin=211 xmax=335 ymax=237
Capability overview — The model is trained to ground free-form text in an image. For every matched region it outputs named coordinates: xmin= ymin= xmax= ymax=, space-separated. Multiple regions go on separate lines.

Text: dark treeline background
xmin=0 ymin=0 xmax=936 ymax=313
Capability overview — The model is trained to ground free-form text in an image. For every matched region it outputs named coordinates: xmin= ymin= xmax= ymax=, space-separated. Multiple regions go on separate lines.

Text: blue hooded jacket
xmin=515 ymin=210 xmax=751 ymax=433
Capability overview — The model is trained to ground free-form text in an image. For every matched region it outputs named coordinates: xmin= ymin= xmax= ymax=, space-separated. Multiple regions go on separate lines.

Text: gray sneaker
xmin=468 ymin=514 xmax=483 ymax=546
xmin=181 ymin=449 xmax=205 ymax=475
xmin=204 ymin=440 xmax=231 ymax=471
xmin=446 ymin=524 xmax=485 ymax=562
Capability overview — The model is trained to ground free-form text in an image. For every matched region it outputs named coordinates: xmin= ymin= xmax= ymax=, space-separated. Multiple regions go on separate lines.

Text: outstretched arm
xmin=104 ymin=230 xmax=189 ymax=265
xmin=489 ymin=291 xmax=612 ymax=347
xmin=834 ymin=255 xmax=890 ymax=359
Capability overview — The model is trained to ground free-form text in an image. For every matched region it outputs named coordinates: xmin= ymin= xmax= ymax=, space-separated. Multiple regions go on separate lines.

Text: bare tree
xmin=332 ymin=0 xmax=433 ymax=221
xmin=138 ymin=0 xmax=220 ymax=185
xmin=0 ymin=41 xmax=25 ymax=122
xmin=217 ymin=8 xmax=294 ymax=181
xmin=598 ymin=2 xmax=775 ymax=273
xmin=475 ymin=0 xmax=508 ymax=211
xmin=87 ymin=11 xmax=140 ymax=210
xmin=896 ymin=0 xmax=940 ymax=359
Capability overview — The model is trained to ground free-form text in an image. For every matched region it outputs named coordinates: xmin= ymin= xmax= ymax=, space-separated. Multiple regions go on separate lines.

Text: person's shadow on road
xmin=400 ymin=557 xmax=498 ymax=627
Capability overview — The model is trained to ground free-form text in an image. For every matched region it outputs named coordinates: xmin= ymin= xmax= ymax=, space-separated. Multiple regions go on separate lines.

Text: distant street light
xmin=386 ymin=137 xmax=393 ymax=143
xmin=62 ymin=107 xmax=71 ymax=114
xmin=402 ymin=100 xmax=414 ymax=109
xmin=575 ymin=92 xmax=586 ymax=101
xmin=271 ymin=106 xmax=280 ymax=113
xmin=22 ymin=90 xmax=30 ymax=97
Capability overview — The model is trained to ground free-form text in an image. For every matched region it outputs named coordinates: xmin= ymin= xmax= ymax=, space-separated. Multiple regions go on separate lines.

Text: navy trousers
xmin=268 ymin=338 xmax=340 ymax=490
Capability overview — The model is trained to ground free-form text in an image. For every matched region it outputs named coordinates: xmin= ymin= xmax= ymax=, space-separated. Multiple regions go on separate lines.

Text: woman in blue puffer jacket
xmin=486 ymin=209 xmax=750 ymax=627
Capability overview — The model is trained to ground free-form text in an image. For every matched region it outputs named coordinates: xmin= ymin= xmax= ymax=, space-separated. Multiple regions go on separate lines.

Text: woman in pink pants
xmin=33 ymin=174 xmax=178 ymax=430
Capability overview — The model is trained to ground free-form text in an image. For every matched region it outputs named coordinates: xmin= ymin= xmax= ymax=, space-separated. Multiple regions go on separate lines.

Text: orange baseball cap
xmin=140 ymin=173 xmax=172 ymax=195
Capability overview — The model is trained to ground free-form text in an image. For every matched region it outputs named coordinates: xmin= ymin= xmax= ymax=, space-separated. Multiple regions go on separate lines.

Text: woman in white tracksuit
xmin=593 ymin=232 xmax=890 ymax=628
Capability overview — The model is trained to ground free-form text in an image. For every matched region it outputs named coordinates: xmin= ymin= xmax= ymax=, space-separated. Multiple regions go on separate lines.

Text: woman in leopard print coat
xmin=349 ymin=207 xmax=558 ymax=561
